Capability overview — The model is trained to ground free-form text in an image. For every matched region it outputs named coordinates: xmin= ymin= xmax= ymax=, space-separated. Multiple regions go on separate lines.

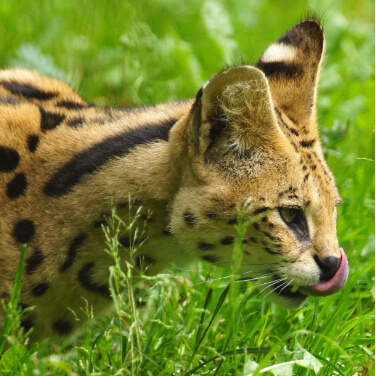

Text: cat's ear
xmin=188 ymin=65 xmax=288 ymax=161
xmin=256 ymin=20 xmax=324 ymax=127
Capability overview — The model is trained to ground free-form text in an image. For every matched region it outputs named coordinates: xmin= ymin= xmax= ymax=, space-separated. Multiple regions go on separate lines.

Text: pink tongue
xmin=299 ymin=248 xmax=349 ymax=297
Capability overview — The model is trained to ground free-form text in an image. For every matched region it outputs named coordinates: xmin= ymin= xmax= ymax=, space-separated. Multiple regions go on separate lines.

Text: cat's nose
xmin=314 ymin=254 xmax=341 ymax=282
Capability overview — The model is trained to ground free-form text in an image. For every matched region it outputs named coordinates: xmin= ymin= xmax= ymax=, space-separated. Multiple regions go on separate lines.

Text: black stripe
xmin=56 ymin=101 xmax=86 ymax=110
xmin=31 ymin=282 xmax=50 ymax=297
xmin=6 ymin=172 xmax=27 ymax=199
xmin=60 ymin=233 xmax=87 ymax=271
xmin=300 ymin=139 xmax=316 ymax=148
xmin=201 ymin=255 xmax=218 ymax=264
xmin=198 ymin=242 xmax=215 ymax=251
xmin=257 ymin=61 xmax=304 ymax=79
xmin=44 ymin=120 xmax=176 ymax=196
xmin=254 ymin=207 xmax=269 ymax=215
xmin=27 ymin=135 xmax=39 ymax=152
xmin=52 ymin=319 xmax=73 ymax=335
xmin=184 ymin=212 xmax=197 ymax=227
xmin=274 ymin=108 xmax=299 ymax=136
xmin=26 ymin=249 xmax=44 ymax=274
xmin=40 ymin=107 xmax=65 ymax=131
xmin=78 ymin=262 xmax=111 ymax=298
xmin=0 ymin=80 xmax=56 ymax=100
xmin=66 ymin=117 xmax=85 ymax=127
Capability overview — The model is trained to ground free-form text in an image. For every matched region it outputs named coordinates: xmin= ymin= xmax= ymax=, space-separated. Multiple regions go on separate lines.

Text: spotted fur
xmin=0 ymin=19 xmax=345 ymax=342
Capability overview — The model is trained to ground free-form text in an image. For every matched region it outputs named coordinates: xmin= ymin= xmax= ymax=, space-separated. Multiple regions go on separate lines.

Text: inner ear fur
xmin=256 ymin=20 xmax=324 ymax=127
xmin=189 ymin=65 xmax=289 ymax=159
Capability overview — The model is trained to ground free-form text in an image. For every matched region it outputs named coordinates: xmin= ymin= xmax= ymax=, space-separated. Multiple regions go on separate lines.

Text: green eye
xmin=279 ymin=207 xmax=301 ymax=224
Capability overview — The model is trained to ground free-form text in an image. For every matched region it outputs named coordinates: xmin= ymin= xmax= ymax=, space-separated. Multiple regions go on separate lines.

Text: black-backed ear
xmin=256 ymin=20 xmax=324 ymax=127
xmin=188 ymin=65 xmax=288 ymax=161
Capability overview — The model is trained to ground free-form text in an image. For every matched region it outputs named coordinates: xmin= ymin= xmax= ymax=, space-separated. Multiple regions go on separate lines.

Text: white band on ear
xmin=261 ymin=43 xmax=297 ymax=63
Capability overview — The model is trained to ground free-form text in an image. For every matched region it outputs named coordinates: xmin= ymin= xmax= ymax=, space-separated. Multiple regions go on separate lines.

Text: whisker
xmin=193 ymin=270 xmax=272 ymax=286
xmin=256 ymin=278 xmax=284 ymax=297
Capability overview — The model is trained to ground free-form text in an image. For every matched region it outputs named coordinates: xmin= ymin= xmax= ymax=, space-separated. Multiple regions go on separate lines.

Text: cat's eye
xmin=279 ymin=207 xmax=302 ymax=224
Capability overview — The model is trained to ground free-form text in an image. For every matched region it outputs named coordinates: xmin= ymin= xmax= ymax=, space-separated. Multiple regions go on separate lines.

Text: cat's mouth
xmin=274 ymin=248 xmax=349 ymax=299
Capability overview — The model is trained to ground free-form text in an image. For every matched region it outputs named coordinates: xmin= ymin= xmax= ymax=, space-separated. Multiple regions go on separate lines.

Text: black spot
xmin=43 ymin=119 xmax=176 ymax=196
xmin=184 ymin=212 xmax=197 ymax=227
xmin=253 ymin=223 xmax=260 ymax=231
xmin=93 ymin=220 xmax=106 ymax=228
xmin=302 ymin=165 xmax=307 ymax=171
xmin=6 ymin=172 xmax=27 ymax=199
xmin=262 ymin=217 xmax=268 ymax=223
xmin=300 ymin=139 xmax=316 ymax=148
xmin=254 ymin=207 xmax=269 ymax=215
xmin=311 ymin=165 xmax=317 ymax=171
xmin=242 ymin=239 xmax=248 ymax=244
xmin=27 ymin=135 xmax=39 ymax=152
xmin=0 ymin=146 xmax=19 ymax=172
xmin=119 ymin=236 xmax=130 ymax=248
xmin=12 ymin=219 xmax=35 ymax=243
xmin=32 ymin=282 xmax=50 ymax=297
xmin=66 ymin=117 xmax=85 ymax=127
xmin=26 ymin=249 xmax=44 ymax=274
xmin=0 ymin=80 xmax=56 ymax=100
xmin=18 ymin=302 xmax=29 ymax=311
xmin=227 ymin=218 xmax=237 ymax=225
xmin=78 ymin=262 xmax=111 ymax=298
xmin=162 ymin=227 xmax=173 ymax=236
xmin=20 ymin=318 xmax=34 ymax=332
xmin=244 ymin=250 xmax=250 ymax=256
xmin=201 ymin=255 xmax=218 ymax=264
xmin=135 ymin=254 xmax=155 ymax=269
xmin=220 ymin=237 xmax=234 ymax=246
xmin=52 ymin=319 xmax=73 ymax=335
xmin=60 ymin=233 xmax=87 ymax=272
xmin=303 ymin=174 xmax=309 ymax=182
xmin=198 ymin=242 xmax=215 ymax=251
xmin=262 ymin=231 xmax=276 ymax=241
xmin=256 ymin=61 xmax=304 ymax=79
xmin=250 ymin=237 xmax=257 ymax=243
xmin=39 ymin=107 xmax=65 ymax=131
xmin=205 ymin=211 xmax=217 ymax=218
xmin=140 ymin=214 xmax=155 ymax=222
xmin=264 ymin=247 xmax=279 ymax=255
xmin=56 ymin=101 xmax=86 ymax=110
xmin=117 ymin=200 xmax=131 ymax=209
xmin=288 ymin=127 xmax=299 ymax=136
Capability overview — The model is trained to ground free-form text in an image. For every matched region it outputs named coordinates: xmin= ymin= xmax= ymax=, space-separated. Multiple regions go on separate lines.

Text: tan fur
xmin=0 ymin=20 xmax=342 ymax=341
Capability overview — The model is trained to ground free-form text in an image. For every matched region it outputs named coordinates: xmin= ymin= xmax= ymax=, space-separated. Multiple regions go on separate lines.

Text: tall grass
xmin=0 ymin=0 xmax=374 ymax=374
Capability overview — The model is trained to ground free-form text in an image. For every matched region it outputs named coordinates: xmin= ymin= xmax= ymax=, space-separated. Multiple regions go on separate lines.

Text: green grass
xmin=0 ymin=0 xmax=374 ymax=374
